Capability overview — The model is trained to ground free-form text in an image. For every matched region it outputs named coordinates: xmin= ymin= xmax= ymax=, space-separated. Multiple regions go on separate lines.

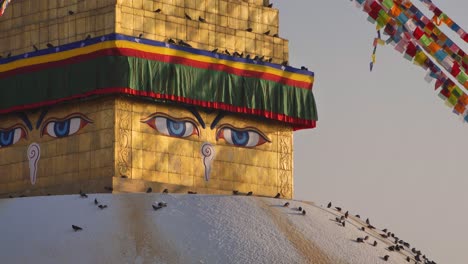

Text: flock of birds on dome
xmin=325 ymin=201 xmax=437 ymax=264
xmin=8 ymin=180 xmax=437 ymax=264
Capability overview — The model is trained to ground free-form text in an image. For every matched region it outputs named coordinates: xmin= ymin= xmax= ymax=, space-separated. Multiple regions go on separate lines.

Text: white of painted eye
xmin=182 ymin=122 xmax=195 ymax=137
xmin=12 ymin=128 xmax=23 ymax=144
xmin=46 ymin=122 xmax=56 ymax=137
xmin=155 ymin=117 xmax=170 ymax=135
xmin=68 ymin=118 xmax=82 ymax=135
xmin=245 ymin=131 xmax=260 ymax=147
xmin=223 ymin=128 xmax=233 ymax=144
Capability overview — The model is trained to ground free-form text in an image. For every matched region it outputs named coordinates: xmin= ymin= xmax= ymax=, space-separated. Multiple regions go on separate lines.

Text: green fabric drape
xmin=0 ymin=55 xmax=317 ymax=125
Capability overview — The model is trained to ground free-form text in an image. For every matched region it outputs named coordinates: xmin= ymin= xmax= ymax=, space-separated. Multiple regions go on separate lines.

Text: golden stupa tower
xmin=0 ymin=0 xmax=317 ymax=199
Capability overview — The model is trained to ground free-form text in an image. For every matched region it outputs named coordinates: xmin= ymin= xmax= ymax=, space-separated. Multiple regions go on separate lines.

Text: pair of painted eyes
xmin=142 ymin=114 xmax=269 ymax=148
xmin=0 ymin=115 xmax=91 ymax=148
xmin=41 ymin=115 xmax=92 ymax=138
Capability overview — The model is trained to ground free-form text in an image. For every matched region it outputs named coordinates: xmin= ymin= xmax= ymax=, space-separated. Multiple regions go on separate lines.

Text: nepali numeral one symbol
xmin=27 ymin=143 xmax=41 ymax=185
xmin=201 ymin=143 xmax=215 ymax=181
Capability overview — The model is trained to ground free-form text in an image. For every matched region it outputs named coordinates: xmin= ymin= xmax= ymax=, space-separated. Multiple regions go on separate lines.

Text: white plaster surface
xmin=0 ymin=194 xmax=426 ymax=263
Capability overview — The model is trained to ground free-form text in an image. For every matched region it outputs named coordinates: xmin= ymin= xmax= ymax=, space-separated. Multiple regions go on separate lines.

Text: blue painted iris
xmin=167 ymin=119 xmax=187 ymax=137
xmin=142 ymin=113 xmax=199 ymax=138
xmin=230 ymin=130 xmax=249 ymax=146
xmin=0 ymin=130 xmax=15 ymax=146
xmin=53 ymin=120 xmax=71 ymax=138
xmin=216 ymin=125 xmax=270 ymax=148
xmin=0 ymin=126 xmax=26 ymax=148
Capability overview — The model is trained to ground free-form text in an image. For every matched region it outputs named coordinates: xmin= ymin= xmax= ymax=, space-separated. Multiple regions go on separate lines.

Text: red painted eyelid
xmin=40 ymin=113 xmax=93 ymax=137
xmin=216 ymin=129 xmax=225 ymax=141
xmin=141 ymin=112 xmax=199 ymax=124
xmin=41 ymin=113 xmax=93 ymax=126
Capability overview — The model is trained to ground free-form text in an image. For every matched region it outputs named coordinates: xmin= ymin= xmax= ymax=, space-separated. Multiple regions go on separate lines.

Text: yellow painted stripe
xmin=0 ymin=40 xmax=313 ymax=84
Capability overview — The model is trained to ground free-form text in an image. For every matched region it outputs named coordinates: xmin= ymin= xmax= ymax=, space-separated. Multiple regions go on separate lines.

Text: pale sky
xmin=275 ymin=1 xmax=468 ymax=263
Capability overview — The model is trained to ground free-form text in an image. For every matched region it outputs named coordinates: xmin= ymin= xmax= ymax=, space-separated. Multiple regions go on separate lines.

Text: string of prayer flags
xmin=352 ymin=0 xmax=468 ymax=121
xmin=417 ymin=0 xmax=468 ymax=43
xmin=395 ymin=2 xmax=467 ymax=86
xmin=0 ymin=0 xmax=11 ymax=17
xmin=370 ymin=30 xmax=385 ymax=71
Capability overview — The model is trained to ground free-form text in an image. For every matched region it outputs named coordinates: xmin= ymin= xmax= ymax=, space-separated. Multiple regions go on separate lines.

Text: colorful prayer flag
xmin=0 ymin=0 xmax=11 ymax=17
xmin=351 ymin=0 xmax=468 ymax=122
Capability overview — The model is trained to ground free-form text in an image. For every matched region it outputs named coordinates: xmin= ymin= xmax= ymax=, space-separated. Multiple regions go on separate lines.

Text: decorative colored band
xmin=0 ymin=34 xmax=317 ymax=129
xmin=0 ymin=47 xmax=312 ymax=89
xmin=0 ymin=34 xmax=315 ymax=84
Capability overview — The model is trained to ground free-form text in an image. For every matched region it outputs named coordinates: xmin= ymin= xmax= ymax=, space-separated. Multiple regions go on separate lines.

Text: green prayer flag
xmin=457 ymin=72 xmax=468 ymax=85
xmin=453 ymin=86 xmax=463 ymax=98
xmin=448 ymin=94 xmax=458 ymax=106
xmin=420 ymin=35 xmax=432 ymax=47
xmin=382 ymin=0 xmax=394 ymax=9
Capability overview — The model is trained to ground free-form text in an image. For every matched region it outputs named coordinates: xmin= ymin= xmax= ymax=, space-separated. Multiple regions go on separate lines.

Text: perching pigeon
xmin=72 ymin=225 xmax=83 ymax=231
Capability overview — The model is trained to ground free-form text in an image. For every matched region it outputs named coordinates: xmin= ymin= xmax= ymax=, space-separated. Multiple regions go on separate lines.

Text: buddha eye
xmin=41 ymin=114 xmax=92 ymax=138
xmin=216 ymin=125 xmax=270 ymax=148
xmin=0 ymin=125 xmax=27 ymax=148
xmin=141 ymin=113 xmax=199 ymax=138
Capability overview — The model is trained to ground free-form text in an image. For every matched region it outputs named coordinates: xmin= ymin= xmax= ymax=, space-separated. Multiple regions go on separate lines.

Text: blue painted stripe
xmin=0 ymin=33 xmax=314 ymax=77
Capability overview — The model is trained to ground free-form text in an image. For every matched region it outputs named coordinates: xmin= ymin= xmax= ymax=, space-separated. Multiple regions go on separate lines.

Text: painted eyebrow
xmin=211 ymin=112 xmax=227 ymax=130
xmin=16 ymin=112 xmax=33 ymax=131
xmin=36 ymin=109 xmax=49 ymax=129
xmin=185 ymin=106 xmax=206 ymax=129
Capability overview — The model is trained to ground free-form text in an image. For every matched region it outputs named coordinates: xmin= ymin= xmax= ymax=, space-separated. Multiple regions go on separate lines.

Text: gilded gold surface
xmin=0 ymin=96 xmax=293 ymax=198
xmin=0 ymin=97 xmax=115 ymax=196
xmin=115 ymin=97 xmax=293 ymax=198
xmin=0 ymin=0 xmax=288 ymax=64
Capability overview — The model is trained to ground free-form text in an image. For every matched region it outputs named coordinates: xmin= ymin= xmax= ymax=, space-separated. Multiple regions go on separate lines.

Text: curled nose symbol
xmin=201 ymin=143 xmax=215 ymax=181
xmin=27 ymin=143 xmax=41 ymax=185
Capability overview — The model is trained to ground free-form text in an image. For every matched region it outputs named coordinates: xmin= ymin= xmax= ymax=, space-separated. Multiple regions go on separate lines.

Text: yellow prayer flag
xmin=414 ymin=51 xmax=428 ymax=65
xmin=447 ymin=94 xmax=458 ymax=106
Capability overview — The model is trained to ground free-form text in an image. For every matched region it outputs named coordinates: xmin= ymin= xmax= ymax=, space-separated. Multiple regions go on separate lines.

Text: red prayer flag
xmin=370 ymin=1 xmax=381 ymax=11
xmin=413 ymin=28 xmax=425 ymax=40
xmin=406 ymin=42 xmax=417 ymax=57
xmin=433 ymin=7 xmax=442 ymax=17
xmin=463 ymin=33 xmax=468 ymax=43
xmin=440 ymin=88 xmax=451 ymax=98
xmin=451 ymin=64 xmax=461 ymax=77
